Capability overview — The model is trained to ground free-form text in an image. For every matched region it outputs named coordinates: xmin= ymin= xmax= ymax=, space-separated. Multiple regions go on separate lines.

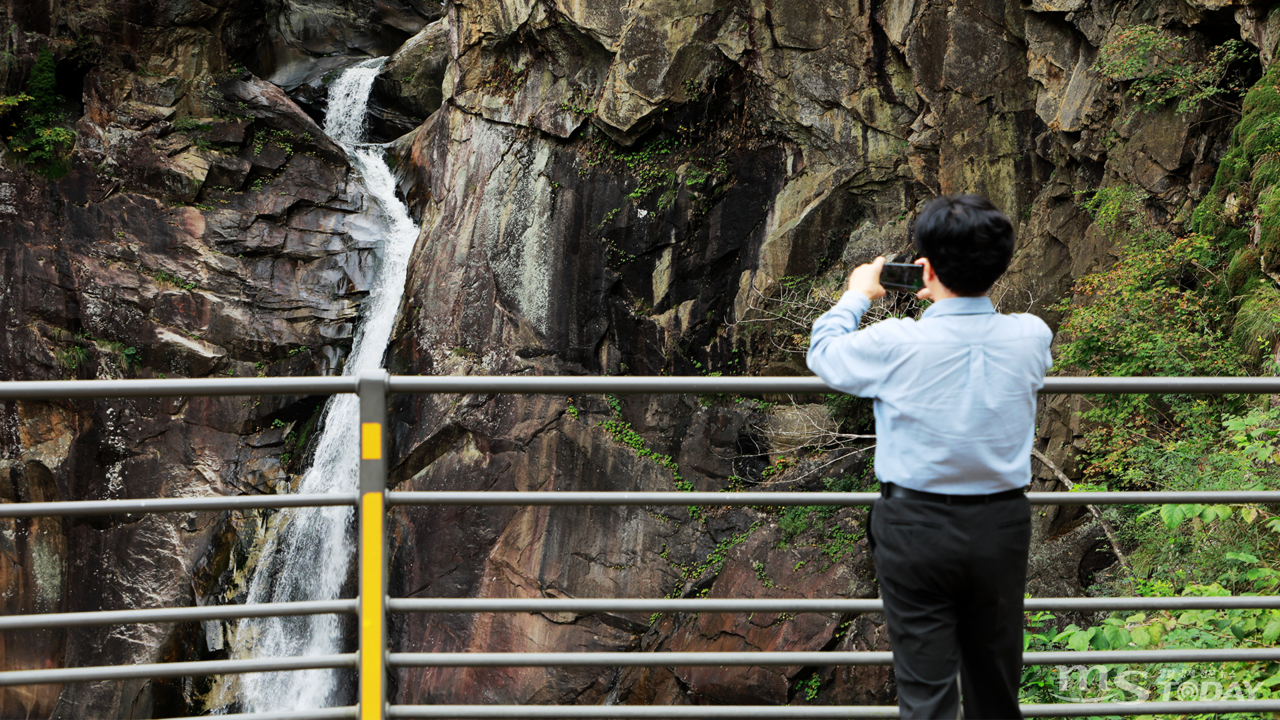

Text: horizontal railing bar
xmin=387 ymin=700 xmax=1280 ymax=718
xmin=6 ymin=376 xmax=1280 ymax=402
xmin=386 ymin=375 xmax=1280 ymax=395
xmin=386 ymin=491 xmax=1280 ymax=507
xmin=0 ymin=376 xmax=357 ymax=400
xmin=161 ymin=709 xmax=358 ymax=720
xmin=6 ymin=491 xmax=1275 ymax=517
xmin=1030 ymin=491 xmax=1280 ymax=505
xmin=387 ymin=376 xmax=829 ymax=395
xmin=3 ymin=595 xmax=1266 ymax=632
xmin=0 ymin=599 xmax=358 ymax=631
xmin=388 ymin=491 xmax=875 ymax=506
xmin=387 ymin=596 xmax=1280 ymax=614
xmin=390 ymin=648 xmax=1280 ymax=667
xmin=0 ymin=493 xmax=359 ymax=518
xmin=389 ymin=652 xmax=900 ymax=667
xmin=0 ymin=654 xmax=356 ymax=686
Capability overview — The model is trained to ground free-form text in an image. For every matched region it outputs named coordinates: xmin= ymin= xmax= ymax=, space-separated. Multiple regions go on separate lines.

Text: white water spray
xmin=229 ymin=57 xmax=419 ymax=712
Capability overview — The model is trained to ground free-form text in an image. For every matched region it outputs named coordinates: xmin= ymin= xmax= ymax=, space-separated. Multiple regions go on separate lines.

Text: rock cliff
xmin=0 ymin=0 xmax=1277 ymax=716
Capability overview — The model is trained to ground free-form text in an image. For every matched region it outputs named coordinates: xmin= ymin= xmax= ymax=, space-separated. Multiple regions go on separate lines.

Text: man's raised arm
xmin=805 ymin=258 xmax=888 ymax=398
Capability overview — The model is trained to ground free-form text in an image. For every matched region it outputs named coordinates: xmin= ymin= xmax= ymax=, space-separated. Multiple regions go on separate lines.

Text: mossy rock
xmin=1232 ymin=284 xmax=1280 ymax=360
xmin=1194 ymin=61 xmax=1280 ymax=243
xmin=1221 ymin=227 xmax=1250 ymax=251
xmin=1259 ymin=189 xmax=1280 ymax=268
xmin=1191 ymin=196 xmax=1227 ymax=236
xmin=1227 ymin=246 xmax=1261 ymax=294
xmin=1242 ymin=63 xmax=1280 ymax=118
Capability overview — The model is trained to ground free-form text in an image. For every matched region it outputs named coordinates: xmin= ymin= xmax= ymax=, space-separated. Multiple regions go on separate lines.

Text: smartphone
xmin=880 ymin=263 xmax=924 ymax=292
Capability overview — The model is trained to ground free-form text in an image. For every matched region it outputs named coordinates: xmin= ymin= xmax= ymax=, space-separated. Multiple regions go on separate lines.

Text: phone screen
xmin=880 ymin=263 xmax=924 ymax=292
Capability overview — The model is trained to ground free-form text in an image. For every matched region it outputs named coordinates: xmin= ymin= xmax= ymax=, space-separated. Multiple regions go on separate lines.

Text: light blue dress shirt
xmin=807 ymin=292 xmax=1054 ymax=495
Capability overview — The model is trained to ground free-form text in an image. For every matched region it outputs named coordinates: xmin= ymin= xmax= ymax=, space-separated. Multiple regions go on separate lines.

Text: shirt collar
xmin=921 ymin=296 xmax=996 ymax=318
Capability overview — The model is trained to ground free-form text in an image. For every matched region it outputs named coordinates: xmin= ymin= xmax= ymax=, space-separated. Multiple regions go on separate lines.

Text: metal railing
xmin=2 ymin=374 xmax=1280 ymax=720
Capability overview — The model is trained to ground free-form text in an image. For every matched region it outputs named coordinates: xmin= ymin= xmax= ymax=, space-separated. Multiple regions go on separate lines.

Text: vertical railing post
xmin=358 ymin=369 xmax=389 ymax=720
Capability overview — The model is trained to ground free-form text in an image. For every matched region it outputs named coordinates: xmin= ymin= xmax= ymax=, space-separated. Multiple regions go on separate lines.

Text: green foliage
xmin=774 ymin=473 xmax=867 ymax=569
xmin=149 ymin=269 xmax=198 ymax=291
xmin=1095 ymin=26 xmax=1255 ymax=115
xmin=26 ymin=47 xmax=59 ymax=119
xmin=1224 ymin=407 xmax=1280 ymax=464
xmin=1192 ymin=63 xmax=1280 ymax=245
xmin=664 ymin=521 xmax=760 ymax=593
xmin=252 ymin=128 xmax=300 ymax=157
xmin=1056 ymin=226 xmax=1234 ymax=379
xmin=0 ymin=92 xmax=30 ymax=121
xmin=751 ymin=560 xmax=775 ymax=588
xmin=1056 ymin=184 xmax=1246 ymax=479
xmin=476 ymin=58 xmax=527 ymax=97
xmin=597 ymin=394 xmax=698 ymax=518
xmin=1032 ymin=63 xmax=1280 ymax=713
xmin=796 ymin=673 xmax=821 ymax=701
xmin=173 ymin=116 xmax=213 ymax=133
xmin=1233 ymin=285 xmax=1280 ymax=363
xmin=56 ymin=344 xmax=89 ymax=373
xmin=26 ymin=126 xmax=75 ymax=167
xmin=5 ymin=47 xmax=75 ymax=176
xmin=1023 ymin=579 xmax=1280 ymax=707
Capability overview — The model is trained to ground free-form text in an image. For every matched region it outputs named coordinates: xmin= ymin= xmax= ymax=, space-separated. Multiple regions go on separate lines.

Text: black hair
xmin=912 ymin=194 xmax=1014 ymax=296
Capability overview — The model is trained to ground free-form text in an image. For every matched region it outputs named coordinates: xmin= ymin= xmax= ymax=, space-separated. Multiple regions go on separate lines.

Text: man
xmin=806 ymin=194 xmax=1053 ymax=719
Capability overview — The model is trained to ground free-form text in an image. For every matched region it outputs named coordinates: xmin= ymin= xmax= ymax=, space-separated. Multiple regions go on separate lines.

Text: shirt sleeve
xmin=1031 ymin=315 xmax=1054 ymax=375
xmin=806 ymin=291 xmax=887 ymax=398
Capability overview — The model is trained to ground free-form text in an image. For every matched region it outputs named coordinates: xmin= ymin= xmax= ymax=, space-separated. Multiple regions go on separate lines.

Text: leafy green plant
xmin=1095 ymin=26 xmax=1255 ymax=115
xmin=173 ymin=116 xmax=213 ymax=133
xmin=476 ymin=58 xmax=527 ymax=97
xmin=1055 ymin=185 xmax=1245 ymax=480
xmin=0 ymin=92 xmax=30 ymax=121
xmin=661 ymin=521 xmax=761 ymax=597
xmin=6 ymin=47 xmax=76 ymax=176
xmin=26 ymin=47 xmax=59 ymax=119
xmin=149 ymin=269 xmax=198 ymax=290
xmin=56 ymin=344 xmax=89 ymax=372
xmin=796 ymin=673 xmax=821 ymax=701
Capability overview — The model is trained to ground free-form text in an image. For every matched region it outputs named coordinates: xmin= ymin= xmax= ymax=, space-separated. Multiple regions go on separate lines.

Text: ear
xmin=915 ymin=257 xmax=937 ymax=283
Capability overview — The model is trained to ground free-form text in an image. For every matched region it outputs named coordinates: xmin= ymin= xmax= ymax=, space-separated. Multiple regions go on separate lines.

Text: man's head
xmin=912 ymin=194 xmax=1014 ymax=297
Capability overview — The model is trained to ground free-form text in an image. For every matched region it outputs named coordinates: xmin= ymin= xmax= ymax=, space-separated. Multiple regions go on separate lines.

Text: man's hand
xmin=848 ymin=257 xmax=887 ymax=301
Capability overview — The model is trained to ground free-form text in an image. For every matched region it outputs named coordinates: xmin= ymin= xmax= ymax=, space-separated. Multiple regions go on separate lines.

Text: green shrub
xmin=26 ymin=47 xmax=58 ymax=120
xmin=1095 ymin=25 xmax=1255 ymax=116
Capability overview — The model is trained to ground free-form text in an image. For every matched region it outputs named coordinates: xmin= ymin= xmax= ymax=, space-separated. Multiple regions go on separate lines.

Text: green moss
xmin=1241 ymin=64 xmax=1280 ymax=117
xmin=1259 ymin=191 xmax=1280 ymax=266
xmin=1232 ymin=285 xmax=1280 ymax=360
xmin=1227 ymin=247 xmax=1261 ymax=293
xmin=1190 ymin=196 xmax=1226 ymax=236
xmin=1192 ymin=61 xmax=1280 ymax=269
xmin=1220 ymin=227 xmax=1250 ymax=252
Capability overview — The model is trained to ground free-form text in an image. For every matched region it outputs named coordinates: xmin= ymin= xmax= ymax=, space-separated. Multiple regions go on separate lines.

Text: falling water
xmin=229 ymin=57 xmax=419 ymax=712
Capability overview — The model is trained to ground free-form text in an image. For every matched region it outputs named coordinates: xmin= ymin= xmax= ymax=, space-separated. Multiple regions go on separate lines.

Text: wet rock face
xmin=0 ymin=5 xmax=377 ymax=717
xmin=253 ymin=0 xmax=441 ymax=76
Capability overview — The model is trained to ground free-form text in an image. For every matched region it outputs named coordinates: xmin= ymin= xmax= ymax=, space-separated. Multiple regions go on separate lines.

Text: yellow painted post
xmin=358 ymin=370 xmax=389 ymax=720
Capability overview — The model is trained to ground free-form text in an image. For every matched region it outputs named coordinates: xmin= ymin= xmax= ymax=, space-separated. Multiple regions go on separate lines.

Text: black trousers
xmin=869 ymin=492 xmax=1031 ymax=719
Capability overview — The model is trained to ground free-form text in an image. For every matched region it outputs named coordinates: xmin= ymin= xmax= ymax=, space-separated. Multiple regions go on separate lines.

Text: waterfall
xmin=228 ymin=57 xmax=419 ymax=712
